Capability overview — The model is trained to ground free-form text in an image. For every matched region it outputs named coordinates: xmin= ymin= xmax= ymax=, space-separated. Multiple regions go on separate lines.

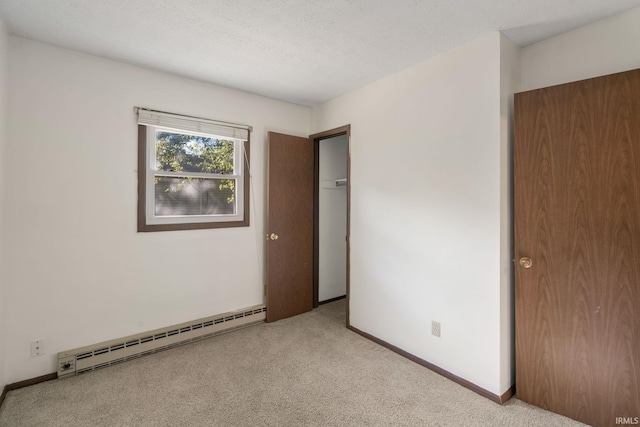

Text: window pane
xmin=155 ymin=130 xmax=235 ymax=174
xmin=154 ymin=176 xmax=236 ymax=216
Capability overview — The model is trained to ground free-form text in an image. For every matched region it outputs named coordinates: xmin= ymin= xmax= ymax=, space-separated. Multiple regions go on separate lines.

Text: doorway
xmin=312 ymin=126 xmax=351 ymax=314
xmin=265 ymin=126 xmax=351 ymax=324
xmin=314 ymin=134 xmax=348 ymax=306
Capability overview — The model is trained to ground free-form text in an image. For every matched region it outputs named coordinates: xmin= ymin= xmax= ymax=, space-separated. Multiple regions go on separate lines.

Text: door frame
xmin=310 ymin=125 xmax=351 ymax=325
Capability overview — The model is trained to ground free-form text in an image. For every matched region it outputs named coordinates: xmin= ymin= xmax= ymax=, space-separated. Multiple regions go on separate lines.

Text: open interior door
xmin=266 ymin=132 xmax=314 ymax=322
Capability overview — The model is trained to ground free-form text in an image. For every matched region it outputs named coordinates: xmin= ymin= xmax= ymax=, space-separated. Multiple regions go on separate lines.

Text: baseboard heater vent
xmin=57 ymin=304 xmax=266 ymax=378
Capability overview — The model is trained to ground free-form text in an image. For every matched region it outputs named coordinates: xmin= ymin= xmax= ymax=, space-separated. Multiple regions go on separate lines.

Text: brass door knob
xmin=269 ymin=233 xmax=279 ymax=241
xmin=519 ymin=257 xmax=533 ymax=269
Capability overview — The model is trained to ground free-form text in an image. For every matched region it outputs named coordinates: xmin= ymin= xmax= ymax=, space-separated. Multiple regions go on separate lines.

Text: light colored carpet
xmin=0 ymin=300 xmax=586 ymax=427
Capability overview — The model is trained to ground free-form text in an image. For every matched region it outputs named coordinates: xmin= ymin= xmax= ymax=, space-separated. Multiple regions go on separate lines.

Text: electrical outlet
xmin=30 ymin=340 xmax=45 ymax=357
xmin=431 ymin=321 xmax=441 ymax=337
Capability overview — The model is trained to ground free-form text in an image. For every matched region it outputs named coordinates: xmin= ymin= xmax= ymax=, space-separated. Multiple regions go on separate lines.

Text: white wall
xmin=5 ymin=37 xmax=310 ymax=383
xmin=0 ymin=16 xmax=9 ymax=390
xmin=311 ymin=32 xmax=514 ymax=396
xmin=318 ymin=135 xmax=347 ymax=302
xmin=520 ymin=6 xmax=640 ymax=91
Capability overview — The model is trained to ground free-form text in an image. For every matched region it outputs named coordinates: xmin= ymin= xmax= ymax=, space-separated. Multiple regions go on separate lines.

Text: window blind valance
xmin=137 ymin=108 xmax=250 ymax=141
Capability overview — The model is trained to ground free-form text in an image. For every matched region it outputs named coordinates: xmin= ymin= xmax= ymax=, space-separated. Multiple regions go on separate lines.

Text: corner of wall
xmin=0 ymin=14 xmax=10 ymax=393
xmin=499 ymin=33 xmax=521 ymax=394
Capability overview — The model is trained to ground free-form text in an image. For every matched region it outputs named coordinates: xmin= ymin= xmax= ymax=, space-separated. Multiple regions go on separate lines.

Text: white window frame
xmin=145 ymin=126 xmax=245 ymax=226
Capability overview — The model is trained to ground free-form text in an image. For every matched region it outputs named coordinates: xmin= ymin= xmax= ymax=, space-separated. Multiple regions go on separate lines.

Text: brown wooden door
xmin=266 ymin=132 xmax=314 ymax=322
xmin=514 ymin=70 xmax=640 ymax=427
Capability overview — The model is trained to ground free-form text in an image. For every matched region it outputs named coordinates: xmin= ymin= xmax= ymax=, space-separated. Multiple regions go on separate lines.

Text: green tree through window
xmin=154 ymin=131 xmax=237 ymax=216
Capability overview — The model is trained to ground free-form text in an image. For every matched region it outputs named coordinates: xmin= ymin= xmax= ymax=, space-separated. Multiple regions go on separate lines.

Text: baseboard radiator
xmin=57 ymin=304 xmax=266 ymax=378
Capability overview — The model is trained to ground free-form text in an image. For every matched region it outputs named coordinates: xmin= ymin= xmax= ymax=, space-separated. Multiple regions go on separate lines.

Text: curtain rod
xmin=134 ymin=107 xmax=253 ymax=132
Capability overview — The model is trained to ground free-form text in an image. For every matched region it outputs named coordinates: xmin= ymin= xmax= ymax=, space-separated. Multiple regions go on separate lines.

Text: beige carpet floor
xmin=0 ymin=300 xmax=586 ymax=426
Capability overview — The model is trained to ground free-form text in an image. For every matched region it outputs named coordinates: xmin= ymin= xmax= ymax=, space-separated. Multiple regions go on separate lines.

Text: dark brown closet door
xmin=514 ymin=69 xmax=640 ymax=427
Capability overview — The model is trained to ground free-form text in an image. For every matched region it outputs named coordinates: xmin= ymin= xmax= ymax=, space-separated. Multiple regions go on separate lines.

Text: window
xmin=137 ymin=109 xmax=250 ymax=231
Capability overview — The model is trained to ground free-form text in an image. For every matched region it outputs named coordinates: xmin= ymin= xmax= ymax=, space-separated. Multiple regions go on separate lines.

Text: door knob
xmin=519 ymin=257 xmax=533 ymax=269
xmin=267 ymin=233 xmax=278 ymax=241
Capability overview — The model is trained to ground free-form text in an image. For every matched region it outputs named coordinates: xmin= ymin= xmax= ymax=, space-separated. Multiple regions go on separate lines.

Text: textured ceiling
xmin=0 ymin=0 xmax=639 ymax=106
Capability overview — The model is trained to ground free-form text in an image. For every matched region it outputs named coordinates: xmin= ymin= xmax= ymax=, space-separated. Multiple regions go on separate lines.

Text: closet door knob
xmin=519 ymin=257 xmax=533 ymax=269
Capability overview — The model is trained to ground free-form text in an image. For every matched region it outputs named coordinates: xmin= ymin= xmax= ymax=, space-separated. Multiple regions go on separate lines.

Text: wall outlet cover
xmin=30 ymin=339 xmax=45 ymax=357
xmin=431 ymin=321 xmax=441 ymax=337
